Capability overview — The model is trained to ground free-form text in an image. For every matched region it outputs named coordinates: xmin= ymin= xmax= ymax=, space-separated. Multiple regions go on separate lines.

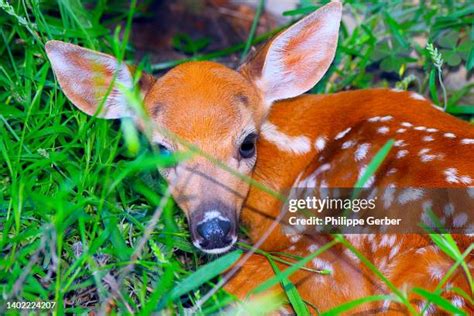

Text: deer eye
xmin=239 ymin=133 xmax=257 ymax=159
xmin=157 ymin=143 xmax=172 ymax=156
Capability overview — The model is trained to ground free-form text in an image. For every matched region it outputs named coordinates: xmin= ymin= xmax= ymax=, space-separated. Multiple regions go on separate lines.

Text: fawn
xmin=46 ymin=2 xmax=473 ymax=314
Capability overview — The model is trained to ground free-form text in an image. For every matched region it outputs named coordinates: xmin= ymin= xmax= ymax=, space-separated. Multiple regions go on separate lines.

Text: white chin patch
xmin=198 ymin=210 xmax=230 ymax=224
xmin=192 ymin=235 xmax=237 ymax=255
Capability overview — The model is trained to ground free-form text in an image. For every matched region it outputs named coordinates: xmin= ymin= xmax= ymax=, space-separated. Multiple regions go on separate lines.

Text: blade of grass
xmin=240 ymin=0 xmax=264 ymax=62
xmin=168 ymin=250 xmax=242 ymax=302
xmin=268 ymin=257 xmax=310 ymax=316
xmin=353 ymin=139 xmax=394 ymax=197
xmin=321 ymin=294 xmax=392 ymax=316
xmin=412 ymin=287 xmax=467 ymax=315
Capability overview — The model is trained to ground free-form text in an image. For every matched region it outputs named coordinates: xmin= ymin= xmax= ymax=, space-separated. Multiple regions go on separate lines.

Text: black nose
xmin=196 ymin=217 xmax=232 ymax=249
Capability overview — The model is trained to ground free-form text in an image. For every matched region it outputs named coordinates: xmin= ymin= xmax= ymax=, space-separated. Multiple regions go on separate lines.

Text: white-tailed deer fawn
xmin=46 ymin=2 xmax=473 ymax=314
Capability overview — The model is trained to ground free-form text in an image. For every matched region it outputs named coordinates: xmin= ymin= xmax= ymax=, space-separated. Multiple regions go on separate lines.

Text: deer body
xmin=225 ymin=89 xmax=474 ymax=313
xmin=45 ymin=2 xmax=473 ymax=314
xmin=241 ymin=89 xmax=474 ymax=250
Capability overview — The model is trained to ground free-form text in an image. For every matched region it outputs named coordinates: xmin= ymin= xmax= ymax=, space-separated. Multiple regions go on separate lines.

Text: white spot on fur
xmin=414 ymin=126 xmax=427 ymax=131
xmin=290 ymin=235 xmax=301 ymax=243
xmin=451 ymin=296 xmax=464 ymax=308
xmin=445 ymin=168 xmax=459 ymax=183
xmin=307 ymin=244 xmax=318 ymax=252
xmin=387 ymin=168 xmax=397 ymax=175
xmin=460 ymin=176 xmax=472 ymax=185
xmin=315 ymin=136 xmax=327 ymax=152
xmin=380 ymin=115 xmax=393 ymax=122
xmin=443 ymin=203 xmax=455 ymax=216
xmin=461 ymin=138 xmax=474 ymax=144
xmin=401 ymin=122 xmax=413 ymax=127
xmin=422 ymin=200 xmax=433 ymax=211
xmin=344 ymin=248 xmax=360 ymax=263
xmin=368 ymin=116 xmax=381 ymax=122
xmin=383 ymin=185 xmax=396 ymax=209
xmin=312 ymin=257 xmax=333 ymax=273
xmin=396 ymin=150 xmax=408 ymax=159
xmin=444 ymin=133 xmax=456 ymax=138
xmin=394 ymin=140 xmax=407 ymax=147
xmin=419 ymin=148 xmax=430 ymax=155
xmin=426 ymin=128 xmax=438 ymax=133
xmin=355 ymin=143 xmax=370 ymax=161
xmin=444 ymin=168 xmax=471 ymax=184
xmin=377 ymin=126 xmax=389 ymax=134
xmin=261 ymin=122 xmax=311 ymax=154
xmin=420 ymin=154 xmax=436 ymax=162
xmin=389 ymin=243 xmax=401 ymax=259
xmin=380 ymin=235 xmax=396 ymax=248
xmin=411 ymin=93 xmax=425 ymax=101
xmin=342 ymin=140 xmax=356 ymax=149
xmin=423 ymin=135 xmax=434 ymax=142
xmin=335 ymin=127 xmax=351 ymax=140
xmin=428 ymin=264 xmax=444 ymax=280
xmin=357 ymin=165 xmax=375 ymax=188
xmin=398 ymin=189 xmax=424 ymax=204
xmin=317 ymin=163 xmax=331 ymax=174
xmin=453 ymin=213 xmax=468 ymax=227
xmin=396 ymin=128 xmax=407 ymax=133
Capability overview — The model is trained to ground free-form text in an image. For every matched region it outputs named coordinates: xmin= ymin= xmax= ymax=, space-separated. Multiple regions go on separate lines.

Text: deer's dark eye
xmin=158 ymin=143 xmax=172 ymax=156
xmin=239 ymin=133 xmax=257 ymax=159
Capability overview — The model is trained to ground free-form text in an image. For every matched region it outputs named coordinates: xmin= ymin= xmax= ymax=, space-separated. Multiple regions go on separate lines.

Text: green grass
xmin=0 ymin=0 xmax=473 ymax=315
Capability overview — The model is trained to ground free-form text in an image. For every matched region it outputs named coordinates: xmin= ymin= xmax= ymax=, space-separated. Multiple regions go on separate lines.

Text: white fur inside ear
xmin=257 ymin=3 xmax=342 ymax=107
xmin=46 ymin=41 xmax=134 ymax=119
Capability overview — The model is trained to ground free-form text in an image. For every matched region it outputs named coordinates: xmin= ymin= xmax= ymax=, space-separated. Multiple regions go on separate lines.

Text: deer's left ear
xmin=46 ymin=40 xmax=155 ymax=119
xmin=239 ymin=2 xmax=342 ymax=108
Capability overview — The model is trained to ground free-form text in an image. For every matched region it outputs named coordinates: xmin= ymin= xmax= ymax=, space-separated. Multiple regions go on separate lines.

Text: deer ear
xmin=239 ymin=2 xmax=342 ymax=108
xmin=45 ymin=40 xmax=155 ymax=119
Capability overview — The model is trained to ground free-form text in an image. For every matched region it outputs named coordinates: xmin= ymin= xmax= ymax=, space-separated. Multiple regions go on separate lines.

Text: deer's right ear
xmin=45 ymin=40 xmax=155 ymax=119
xmin=239 ymin=2 xmax=342 ymax=109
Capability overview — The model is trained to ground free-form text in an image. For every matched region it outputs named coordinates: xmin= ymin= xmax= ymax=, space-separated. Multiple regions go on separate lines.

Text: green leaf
xmin=465 ymin=44 xmax=474 ymax=70
xmin=172 ymin=33 xmax=210 ymax=54
xmin=429 ymin=69 xmax=440 ymax=105
xmin=168 ymin=250 xmax=242 ymax=301
xmin=383 ymin=12 xmax=409 ymax=49
xmin=380 ymin=56 xmax=401 ymax=72
xmin=282 ymin=6 xmax=317 ymax=16
xmin=268 ymin=257 xmax=310 ymax=316
xmin=101 ymin=210 xmax=132 ymax=261
xmin=428 ymin=234 xmax=473 ymax=294
xmin=441 ymin=50 xmax=462 ymax=67
xmin=446 ymin=105 xmax=474 ymax=115
xmin=412 ymin=288 xmax=467 ymax=315
xmin=438 ymin=31 xmax=459 ymax=48
xmin=321 ymin=295 xmax=392 ymax=316
xmin=121 ymin=118 xmax=140 ymax=155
